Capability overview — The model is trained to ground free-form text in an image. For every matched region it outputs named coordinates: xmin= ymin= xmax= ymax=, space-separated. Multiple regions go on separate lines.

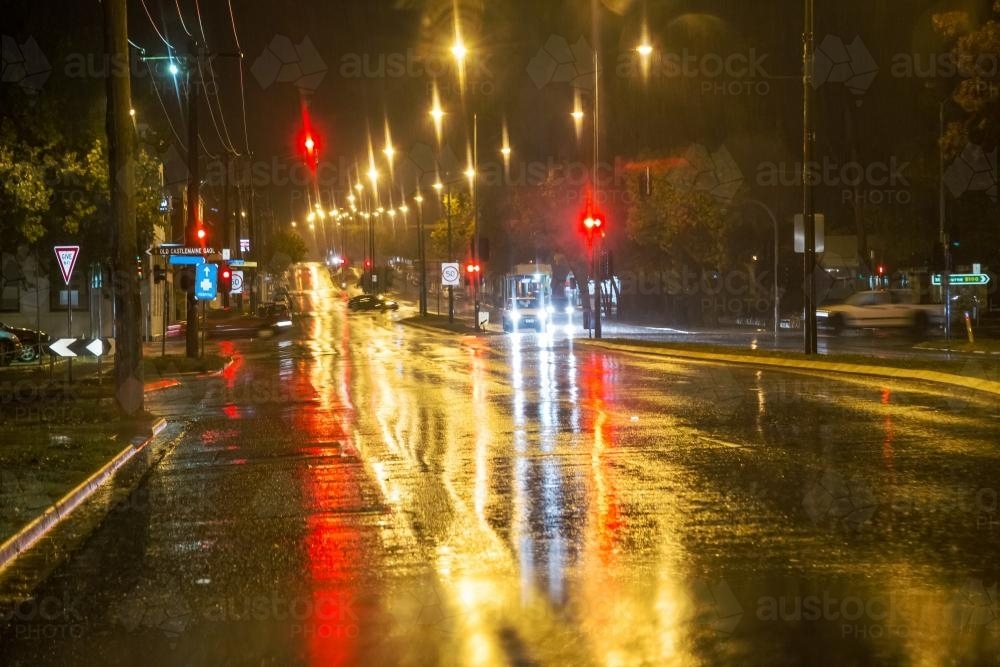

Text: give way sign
xmin=54 ymin=246 xmax=81 ymax=285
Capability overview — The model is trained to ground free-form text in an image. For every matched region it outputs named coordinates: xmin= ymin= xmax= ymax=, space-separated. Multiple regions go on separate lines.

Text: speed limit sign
xmin=441 ymin=262 xmax=460 ymax=286
xmin=230 ymin=270 xmax=244 ymax=294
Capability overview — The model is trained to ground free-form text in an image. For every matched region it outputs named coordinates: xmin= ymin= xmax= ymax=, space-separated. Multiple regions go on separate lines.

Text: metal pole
xmin=802 ymin=0 xmax=817 ymax=354
xmin=774 ymin=211 xmax=780 ymax=342
xmin=418 ymin=202 xmax=427 ymax=316
xmin=592 ymin=44 xmax=602 ymax=340
xmin=66 ymin=276 xmax=72 ymax=382
xmin=185 ymin=41 xmax=201 ymax=358
xmin=473 ymin=112 xmax=480 ymax=330
xmin=939 ymin=101 xmax=952 ymax=344
xmin=447 ymin=187 xmax=454 ymax=322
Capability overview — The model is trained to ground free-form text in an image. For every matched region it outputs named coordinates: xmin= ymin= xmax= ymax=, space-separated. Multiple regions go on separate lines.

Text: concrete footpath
xmin=0 ymin=343 xmax=228 ymax=574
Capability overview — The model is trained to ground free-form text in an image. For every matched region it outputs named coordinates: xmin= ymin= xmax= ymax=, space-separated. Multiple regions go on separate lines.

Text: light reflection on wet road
xmin=2 ymin=305 xmax=999 ymax=666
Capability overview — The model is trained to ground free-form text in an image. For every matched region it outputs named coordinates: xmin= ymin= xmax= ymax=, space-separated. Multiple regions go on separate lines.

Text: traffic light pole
xmin=593 ymin=237 xmax=602 ymax=339
xmin=446 ymin=189 xmax=454 ymax=323
xmin=185 ymin=40 xmax=201 ymax=359
xmin=802 ymin=0 xmax=818 ymax=355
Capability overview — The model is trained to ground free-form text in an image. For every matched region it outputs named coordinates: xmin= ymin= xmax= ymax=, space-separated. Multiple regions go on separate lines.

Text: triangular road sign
xmin=53 ymin=246 xmax=80 ymax=285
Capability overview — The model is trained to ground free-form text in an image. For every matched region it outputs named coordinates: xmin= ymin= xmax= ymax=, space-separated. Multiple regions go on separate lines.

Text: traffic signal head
xmin=153 ymin=266 xmax=167 ymax=284
xmin=218 ymin=263 xmax=232 ymax=293
xmin=364 ymin=258 xmax=372 ymax=270
xmin=466 ymin=262 xmax=480 ymax=274
xmin=303 ymin=133 xmax=319 ymax=170
xmin=192 ymin=225 xmax=207 ymax=247
xmin=876 ymin=264 xmax=885 ymax=276
xmin=581 ymin=210 xmax=606 ymax=241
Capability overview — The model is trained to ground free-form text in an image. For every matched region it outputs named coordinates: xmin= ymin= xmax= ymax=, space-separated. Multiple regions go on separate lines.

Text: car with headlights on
xmin=347 ymin=294 xmax=399 ymax=312
xmin=817 ymin=289 xmax=949 ymax=335
xmin=502 ymin=296 xmax=549 ymax=333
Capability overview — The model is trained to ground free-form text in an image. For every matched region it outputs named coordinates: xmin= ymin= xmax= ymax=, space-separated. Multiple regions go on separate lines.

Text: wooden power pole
xmin=103 ymin=0 xmax=142 ymax=415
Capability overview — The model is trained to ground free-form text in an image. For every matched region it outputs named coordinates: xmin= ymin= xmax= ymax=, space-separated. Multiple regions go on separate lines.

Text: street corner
xmin=802 ymin=468 xmax=878 ymax=532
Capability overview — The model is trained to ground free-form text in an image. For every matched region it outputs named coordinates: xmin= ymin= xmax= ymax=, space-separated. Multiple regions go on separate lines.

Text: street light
xmin=414 ymin=192 xmax=427 ymax=316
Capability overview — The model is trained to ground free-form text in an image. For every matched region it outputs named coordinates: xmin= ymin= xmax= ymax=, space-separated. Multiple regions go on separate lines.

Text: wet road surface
xmin=2 ymin=303 xmax=999 ymax=666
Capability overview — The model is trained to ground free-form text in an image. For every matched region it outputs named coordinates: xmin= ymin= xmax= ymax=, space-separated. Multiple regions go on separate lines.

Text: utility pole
xmin=802 ymin=0 xmax=817 ymax=355
xmin=446 ymin=189 xmax=454 ymax=322
xmin=103 ymin=0 xmax=141 ymax=414
xmin=591 ymin=0 xmax=602 ymax=340
xmin=184 ymin=39 xmax=201 ymax=358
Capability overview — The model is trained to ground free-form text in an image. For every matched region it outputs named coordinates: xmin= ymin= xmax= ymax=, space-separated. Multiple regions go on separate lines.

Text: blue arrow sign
xmin=169 ymin=255 xmax=206 ymax=266
xmin=195 ymin=263 xmax=218 ymax=300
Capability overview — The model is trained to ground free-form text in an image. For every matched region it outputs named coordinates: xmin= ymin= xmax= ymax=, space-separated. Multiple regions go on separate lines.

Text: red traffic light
xmin=364 ymin=258 xmax=372 ymax=270
xmin=876 ymin=264 xmax=885 ymax=275
xmin=221 ymin=266 xmax=232 ymax=280
xmin=302 ymin=133 xmax=319 ymax=171
xmin=196 ymin=227 xmax=207 ymax=241
xmin=465 ymin=263 xmax=480 ymax=274
xmin=580 ymin=208 xmax=606 ymax=241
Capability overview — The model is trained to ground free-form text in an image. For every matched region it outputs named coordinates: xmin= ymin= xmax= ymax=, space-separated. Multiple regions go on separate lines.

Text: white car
xmin=501 ymin=296 xmax=548 ymax=333
xmin=817 ymin=289 xmax=947 ymax=335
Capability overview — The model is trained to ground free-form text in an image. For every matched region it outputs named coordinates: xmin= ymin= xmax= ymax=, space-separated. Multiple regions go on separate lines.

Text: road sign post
xmin=54 ymin=246 xmax=80 ymax=381
xmin=441 ymin=263 xmax=460 ymax=324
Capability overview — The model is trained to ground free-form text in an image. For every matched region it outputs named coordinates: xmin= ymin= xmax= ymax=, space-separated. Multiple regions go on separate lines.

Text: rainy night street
xmin=1 ymin=309 xmax=998 ymax=666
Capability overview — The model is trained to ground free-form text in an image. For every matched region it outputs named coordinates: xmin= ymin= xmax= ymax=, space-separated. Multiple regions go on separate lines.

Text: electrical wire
xmin=227 ymin=0 xmax=252 ymax=155
xmin=175 ymin=0 xmax=194 ymax=38
xmin=197 ymin=55 xmax=239 ymax=155
xmin=139 ymin=0 xmax=174 ymax=50
xmin=144 ymin=60 xmax=185 ymax=148
xmin=193 ymin=0 xmax=209 ymax=43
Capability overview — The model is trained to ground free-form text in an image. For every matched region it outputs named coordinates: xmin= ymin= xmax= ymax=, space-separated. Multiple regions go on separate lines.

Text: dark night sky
xmin=6 ymin=0 xmax=992 ymax=239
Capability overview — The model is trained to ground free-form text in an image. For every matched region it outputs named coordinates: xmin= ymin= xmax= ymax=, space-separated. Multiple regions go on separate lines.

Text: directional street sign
xmin=195 ymin=262 xmax=218 ymax=300
xmin=931 ymin=273 xmax=991 ymax=286
xmin=230 ymin=270 xmax=244 ymax=294
xmin=48 ymin=337 xmax=116 ymax=358
xmin=53 ymin=246 xmax=80 ymax=285
xmin=168 ymin=255 xmax=206 ymax=266
xmin=154 ymin=246 xmax=217 ymax=256
xmin=441 ymin=262 xmax=460 ymax=286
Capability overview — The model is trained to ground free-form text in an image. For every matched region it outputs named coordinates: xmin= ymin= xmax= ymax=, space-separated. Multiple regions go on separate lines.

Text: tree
xmin=263 ymin=229 xmax=308 ymax=274
xmin=625 ymin=159 xmax=733 ymax=272
xmin=428 ymin=191 xmax=473 ymax=260
xmin=934 ymin=3 xmax=1000 ymax=156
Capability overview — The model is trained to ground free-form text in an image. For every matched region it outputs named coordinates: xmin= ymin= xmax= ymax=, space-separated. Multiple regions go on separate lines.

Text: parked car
xmin=347 ymin=294 xmax=399 ymax=312
xmin=0 ymin=322 xmax=51 ymax=362
xmin=817 ymin=289 xmax=951 ymax=335
xmin=0 ymin=329 xmax=24 ymax=366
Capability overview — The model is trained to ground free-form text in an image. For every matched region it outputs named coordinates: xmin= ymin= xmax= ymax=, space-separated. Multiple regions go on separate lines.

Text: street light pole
xmin=415 ymin=194 xmax=427 ymax=316
xmin=746 ymin=200 xmax=781 ymax=342
xmin=446 ymin=187 xmax=454 ymax=322
xmin=473 ymin=112 xmax=481 ymax=330
xmin=802 ymin=0 xmax=817 ymax=355
xmin=592 ymin=45 xmax=602 ymax=340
